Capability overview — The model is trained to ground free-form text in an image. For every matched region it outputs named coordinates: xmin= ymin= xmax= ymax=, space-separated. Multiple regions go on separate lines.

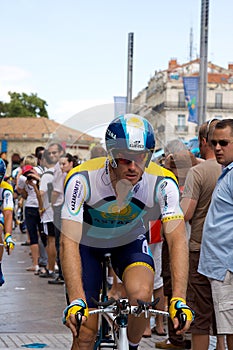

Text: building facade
xmin=133 ymin=58 xmax=233 ymax=150
xmin=0 ymin=117 xmax=101 ymax=174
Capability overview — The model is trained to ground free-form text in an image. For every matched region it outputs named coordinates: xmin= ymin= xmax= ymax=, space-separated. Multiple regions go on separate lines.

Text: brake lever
xmin=177 ymin=311 xmax=187 ymax=330
xmin=75 ymin=312 xmax=82 ymax=338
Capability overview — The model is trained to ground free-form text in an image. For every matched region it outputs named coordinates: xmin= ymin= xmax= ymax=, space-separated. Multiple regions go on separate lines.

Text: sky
xmin=0 ymin=0 xmax=232 ymax=139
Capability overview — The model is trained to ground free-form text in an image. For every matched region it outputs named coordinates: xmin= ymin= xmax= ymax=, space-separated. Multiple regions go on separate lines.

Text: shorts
xmin=43 ymin=222 xmax=55 ymax=237
xmin=25 ymin=207 xmax=41 ymax=245
xmin=187 ymin=251 xmax=217 ymax=335
xmin=149 ymin=242 xmax=163 ymax=290
xmin=210 ymin=270 xmax=233 ymax=334
xmin=80 ymin=235 xmax=155 ymax=307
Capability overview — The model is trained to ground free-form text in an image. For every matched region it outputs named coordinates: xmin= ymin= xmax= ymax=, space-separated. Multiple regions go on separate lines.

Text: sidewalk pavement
xmin=0 ymin=228 xmax=215 ymax=349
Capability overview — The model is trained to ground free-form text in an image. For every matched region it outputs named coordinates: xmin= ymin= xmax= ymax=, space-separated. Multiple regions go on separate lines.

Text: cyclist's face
xmin=113 ymin=151 xmax=148 ymax=185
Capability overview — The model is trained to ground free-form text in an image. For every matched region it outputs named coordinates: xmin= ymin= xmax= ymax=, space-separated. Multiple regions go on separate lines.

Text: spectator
xmin=38 ymin=149 xmax=57 ymax=278
xmin=198 ymin=119 xmax=233 ymax=350
xmin=45 ymin=143 xmax=65 ymax=284
xmin=16 ymin=155 xmax=42 ymax=273
xmin=35 ymin=146 xmax=45 ymax=174
xmin=90 ymin=145 xmax=107 ymax=159
xmin=156 ymin=139 xmax=197 ymax=350
xmin=0 ymin=152 xmax=9 ymax=170
xmin=49 ymin=153 xmax=77 ymax=285
xmin=181 ymin=120 xmax=224 ymax=350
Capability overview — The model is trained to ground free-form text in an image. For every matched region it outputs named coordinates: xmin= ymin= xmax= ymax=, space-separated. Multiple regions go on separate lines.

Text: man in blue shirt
xmin=198 ymin=119 xmax=233 ymax=349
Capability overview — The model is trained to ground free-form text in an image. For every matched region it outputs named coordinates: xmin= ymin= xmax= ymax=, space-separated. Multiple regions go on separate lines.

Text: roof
xmin=0 ymin=117 xmax=96 ymax=144
xmin=165 ymin=58 xmax=233 ymax=84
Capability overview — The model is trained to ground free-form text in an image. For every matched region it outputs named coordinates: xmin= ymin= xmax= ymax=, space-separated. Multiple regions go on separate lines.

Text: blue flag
xmin=183 ymin=76 xmax=199 ymax=124
xmin=113 ymin=96 xmax=127 ymax=117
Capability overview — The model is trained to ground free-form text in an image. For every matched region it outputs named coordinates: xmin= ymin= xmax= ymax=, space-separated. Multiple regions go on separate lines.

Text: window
xmin=178 ymin=114 xmax=185 ymax=126
xmin=178 ymin=92 xmax=185 ymax=107
xmin=175 ymin=115 xmax=187 ymax=133
xmin=215 ymin=93 xmax=223 ymax=108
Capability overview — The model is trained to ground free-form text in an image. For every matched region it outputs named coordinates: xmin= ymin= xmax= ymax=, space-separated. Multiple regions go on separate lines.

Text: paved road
xmin=0 ymin=228 xmax=217 ymax=349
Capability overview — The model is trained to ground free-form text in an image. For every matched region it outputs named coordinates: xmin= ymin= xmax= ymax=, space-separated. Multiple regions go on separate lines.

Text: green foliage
xmin=0 ymin=92 xmax=49 ymax=118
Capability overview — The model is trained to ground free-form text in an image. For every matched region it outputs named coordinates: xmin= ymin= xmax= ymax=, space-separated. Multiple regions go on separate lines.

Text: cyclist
xmin=61 ymin=114 xmax=194 ymax=350
xmin=0 ymin=159 xmax=15 ymax=285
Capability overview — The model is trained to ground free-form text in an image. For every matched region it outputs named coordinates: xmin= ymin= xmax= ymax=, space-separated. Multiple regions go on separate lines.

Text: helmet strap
xmin=108 ymin=150 xmax=118 ymax=168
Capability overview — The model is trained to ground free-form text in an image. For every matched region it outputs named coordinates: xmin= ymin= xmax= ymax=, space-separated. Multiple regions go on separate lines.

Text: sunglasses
xmin=116 ymin=152 xmax=149 ymax=165
xmin=48 ymin=151 xmax=58 ymax=155
xmin=210 ymin=139 xmax=233 ymax=147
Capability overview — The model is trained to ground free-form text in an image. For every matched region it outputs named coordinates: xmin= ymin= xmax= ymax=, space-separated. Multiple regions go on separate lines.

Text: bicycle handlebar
xmin=88 ymin=297 xmax=169 ymax=318
xmin=91 ymin=296 xmax=116 ymax=307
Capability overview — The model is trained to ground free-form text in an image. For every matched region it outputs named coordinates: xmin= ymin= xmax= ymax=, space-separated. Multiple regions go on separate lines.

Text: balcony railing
xmin=175 ymin=125 xmax=188 ymax=133
xmin=152 ymin=102 xmax=233 ymax=112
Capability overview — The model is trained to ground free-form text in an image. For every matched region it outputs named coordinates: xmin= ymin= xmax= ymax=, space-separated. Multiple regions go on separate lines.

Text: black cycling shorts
xmin=80 ymin=235 xmax=155 ymax=307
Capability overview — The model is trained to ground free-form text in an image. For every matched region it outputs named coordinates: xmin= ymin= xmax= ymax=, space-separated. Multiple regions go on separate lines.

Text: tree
xmin=0 ymin=92 xmax=49 ymax=118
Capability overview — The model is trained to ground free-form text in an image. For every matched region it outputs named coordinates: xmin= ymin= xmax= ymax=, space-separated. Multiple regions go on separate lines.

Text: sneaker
xmin=26 ymin=265 xmax=39 ymax=272
xmin=21 ymin=241 xmax=30 ymax=246
xmin=48 ymin=276 xmax=64 ymax=285
xmin=54 ymin=263 xmax=59 ymax=273
xmin=39 ymin=269 xmax=56 ymax=278
xmin=34 ymin=266 xmax=46 ymax=276
xmin=0 ymin=272 xmax=5 ymax=286
xmin=155 ymin=339 xmax=186 ymax=349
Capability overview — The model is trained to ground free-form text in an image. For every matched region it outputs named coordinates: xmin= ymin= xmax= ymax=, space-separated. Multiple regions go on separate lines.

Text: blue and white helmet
xmin=0 ymin=159 xmax=6 ymax=183
xmin=105 ymin=114 xmax=155 ymax=168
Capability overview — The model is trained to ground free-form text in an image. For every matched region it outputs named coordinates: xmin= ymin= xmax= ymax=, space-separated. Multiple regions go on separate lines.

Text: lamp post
xmin=198 ymin=0 xmax=209 ymax=125
xmin=126 ymin=32 xmax=134 ymax=113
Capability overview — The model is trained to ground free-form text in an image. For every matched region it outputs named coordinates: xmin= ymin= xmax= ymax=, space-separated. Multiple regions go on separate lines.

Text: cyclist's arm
xmin=164 ymin=219 xmax=192 ymax=333
xmin=3 ymin=209 xmax=13 ymax=235
xmin=2 ymin=186 xmax=14 ymax=235
xmin=60 ymin=219 xmax=87 ymax=333
xmin=157 ymin=177 xmax=192 ymax=332
xmin=2 ymin=187 xmax=14 ymax=253
xmin=163 ymin=219 xmax=188 ymax=300
xmin=60 ymin=219 xmax=85 ymax=302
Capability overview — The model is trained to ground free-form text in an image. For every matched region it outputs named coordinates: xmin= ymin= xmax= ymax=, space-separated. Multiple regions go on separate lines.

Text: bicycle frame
xmin=77 ymin=252 xmax=169 ymax=350
xmin=93 ymin=253 xmax=116 ymax=349
xmin=90 ymin=298 xmax=169 ymax=350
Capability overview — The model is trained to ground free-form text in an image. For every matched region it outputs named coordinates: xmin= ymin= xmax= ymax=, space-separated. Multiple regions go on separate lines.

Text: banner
xmin=113 ymin=96 xmax=127 ymax=117
xmin=183 ymin=76 xmax=199 ymax=124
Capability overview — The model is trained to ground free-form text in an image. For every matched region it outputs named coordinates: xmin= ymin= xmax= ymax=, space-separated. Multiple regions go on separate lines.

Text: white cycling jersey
xmin=61 ymin=158 xmax=183 ymax=248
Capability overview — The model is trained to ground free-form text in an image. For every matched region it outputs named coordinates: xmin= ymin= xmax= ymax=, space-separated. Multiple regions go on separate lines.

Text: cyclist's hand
xmin=4 ymin=233 xmax=15 ymax=254
xmin=62 ymin=298 xmax=89 ymax=337
xmin=169 ymin=297 xmax=194 ymax=333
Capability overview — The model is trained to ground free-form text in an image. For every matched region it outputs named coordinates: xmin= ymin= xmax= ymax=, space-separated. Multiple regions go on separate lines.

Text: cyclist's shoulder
xmin=65 ymin=157 xmax=107 ymax=184
xmin=68 ymin=158 xmax=106 ymax=176
xmin=146 ymin=161 xmax=177 ymax=182
xmin=0 ymin=180 xmax=13 ymax=193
